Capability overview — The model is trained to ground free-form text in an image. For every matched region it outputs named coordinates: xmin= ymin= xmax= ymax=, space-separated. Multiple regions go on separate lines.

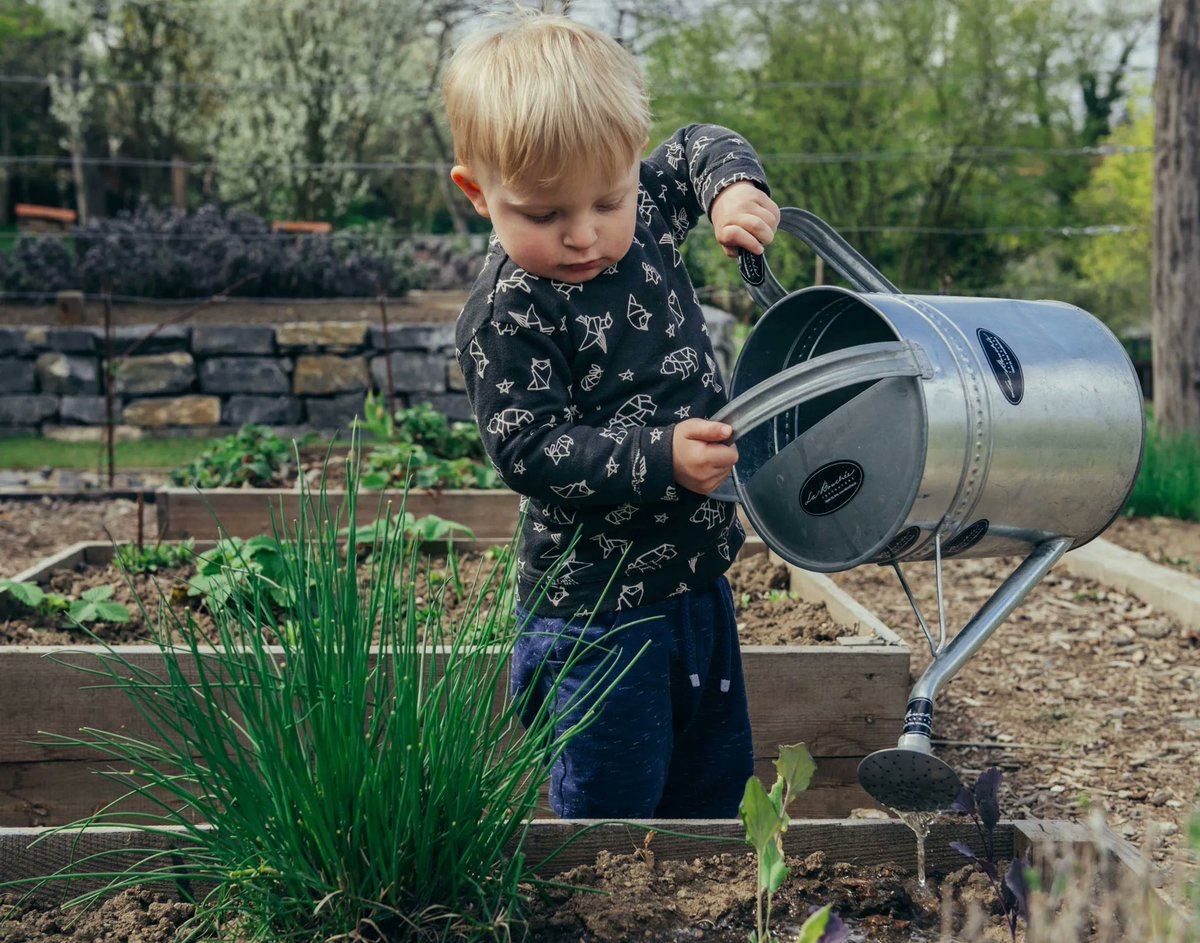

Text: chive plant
xmin=21 ymin=454 xmax=633 ymax=941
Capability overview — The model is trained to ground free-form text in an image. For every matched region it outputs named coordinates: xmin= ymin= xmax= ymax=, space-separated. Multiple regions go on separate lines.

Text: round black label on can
xmin=873 ymin=525 xmax=922 ymax=563
xmin=799 ymin=460 xmax=864 ymax=516
xmin=977 ymin=329 xmax=1024 ymax=405
xmin=943 ymin=519 xmax=989 ymax=556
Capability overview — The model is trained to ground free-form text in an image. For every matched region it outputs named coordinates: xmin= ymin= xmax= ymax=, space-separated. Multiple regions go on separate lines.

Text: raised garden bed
xmin=0 ymin=540 xmax=909 ymax=826
xmin=0 ymin=817 xmax=1167 ymax=941
xmin=155 ymin=485 xmax=523 ymax=540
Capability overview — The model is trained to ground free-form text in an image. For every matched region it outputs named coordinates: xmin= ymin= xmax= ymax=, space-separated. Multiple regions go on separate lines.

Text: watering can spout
xmin=857 ymin=536 xmax=1073 ymax=813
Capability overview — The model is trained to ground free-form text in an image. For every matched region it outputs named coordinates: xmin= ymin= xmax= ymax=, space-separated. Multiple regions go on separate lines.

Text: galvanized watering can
xmin=712 ymin=209 xmax=1145 ymax=812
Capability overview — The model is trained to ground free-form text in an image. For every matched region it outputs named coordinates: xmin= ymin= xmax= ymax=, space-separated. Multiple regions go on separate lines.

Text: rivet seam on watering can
xmin=976 ymin=329 xmax=1025 ymax=405
xmin=902 ymin=296 xmax=991 ymax=547
xmin=799 ymin=460 xmax=864 ymax=516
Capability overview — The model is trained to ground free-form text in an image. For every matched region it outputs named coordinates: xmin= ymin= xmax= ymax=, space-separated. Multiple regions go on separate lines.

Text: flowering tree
xmin=207 ymin=0 xmax=451 ymax=221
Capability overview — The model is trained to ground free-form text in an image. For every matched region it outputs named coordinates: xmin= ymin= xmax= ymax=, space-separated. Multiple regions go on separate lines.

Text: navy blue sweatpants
xmin=510 ymin=577 xmax=753 ymax=819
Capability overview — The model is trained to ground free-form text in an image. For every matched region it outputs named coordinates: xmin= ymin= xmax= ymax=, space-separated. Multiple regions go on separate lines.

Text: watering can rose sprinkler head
xmin=856 ymin=698 xmax=963 ymax=813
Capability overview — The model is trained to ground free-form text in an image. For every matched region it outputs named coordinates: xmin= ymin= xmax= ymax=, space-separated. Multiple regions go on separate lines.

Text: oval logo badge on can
xmin=977 ymin=329 xmax=1024 ymax=405
xmin=800 ymin=460 xmax=864 ymax=516
xmin=943 ymin=519 xmax=989 ymax=556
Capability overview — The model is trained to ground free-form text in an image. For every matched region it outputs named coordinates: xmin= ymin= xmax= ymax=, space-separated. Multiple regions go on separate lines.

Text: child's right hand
xmin=672 ymin=419 xmax=739 ymax=494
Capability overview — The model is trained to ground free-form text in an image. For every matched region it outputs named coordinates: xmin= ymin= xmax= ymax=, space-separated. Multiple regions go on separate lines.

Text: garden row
xmin=0 ymin=518 xmax=1185 ymax=942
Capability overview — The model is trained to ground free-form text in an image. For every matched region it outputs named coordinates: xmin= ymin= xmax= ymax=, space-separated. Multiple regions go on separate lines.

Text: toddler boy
xmin=444 ymin=10 xmax=779 ymax=818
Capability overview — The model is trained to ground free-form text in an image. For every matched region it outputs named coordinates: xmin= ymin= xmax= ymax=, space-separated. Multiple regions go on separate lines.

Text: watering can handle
xmin=710 ymin=340 xmax=928 ymax=441
xmin=707 ymin=339 xmax=927 ymax=503
xmin=737 ymin=207 xmax=900 ymax=309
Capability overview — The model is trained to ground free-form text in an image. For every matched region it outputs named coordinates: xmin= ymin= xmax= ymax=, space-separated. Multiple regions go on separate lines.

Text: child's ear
xmin=451 ymin=165 xmax=490 ymax=219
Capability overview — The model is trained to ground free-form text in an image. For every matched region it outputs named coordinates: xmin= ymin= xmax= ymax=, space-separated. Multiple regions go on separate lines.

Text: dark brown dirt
xmin=834 ymin=554 xmax=1200 ymax=870
xmin=0 ymin=853 xmax=1015 ymax=943
xmin=523 ymin=849 xmax=1000 ymax=943
xmin=0 ymin=545 xmax=839 ymax=648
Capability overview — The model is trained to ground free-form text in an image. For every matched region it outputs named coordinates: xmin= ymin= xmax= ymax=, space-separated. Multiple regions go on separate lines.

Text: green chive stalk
xmin=18 ymin=445 xmax=632 ymax=941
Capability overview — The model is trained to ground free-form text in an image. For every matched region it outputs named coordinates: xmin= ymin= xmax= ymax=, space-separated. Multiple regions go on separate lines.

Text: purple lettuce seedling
xmin=948 ymin=766 xmax=1031 ymax=941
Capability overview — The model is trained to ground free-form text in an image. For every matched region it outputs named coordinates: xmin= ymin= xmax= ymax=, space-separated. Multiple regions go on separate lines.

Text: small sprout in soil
xmin=115 ymin=539 xmax=196 ymax=574
xmin=948 ymin=766 xmax=1032 ymax=942
xmin=740 ymin=742 xmax=849 ymax=943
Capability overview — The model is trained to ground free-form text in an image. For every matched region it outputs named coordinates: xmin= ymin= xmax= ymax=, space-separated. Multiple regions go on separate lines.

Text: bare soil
xmin=0 ymin=540 xmax=838 ymax=648
xmin=0 ymin=854 xmax=1016 ymax=943
xmin=833 ymin=553 xmax=1199 ymax=869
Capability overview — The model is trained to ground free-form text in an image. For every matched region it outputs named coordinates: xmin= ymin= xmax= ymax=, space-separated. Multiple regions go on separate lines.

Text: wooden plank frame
xmin=1 ymin=540 xmax=909 ymax=826
xmin=0 ymin=819 xmax=1160 ymax=909
xmin=155 ymin=487 xmax=524 ymax=541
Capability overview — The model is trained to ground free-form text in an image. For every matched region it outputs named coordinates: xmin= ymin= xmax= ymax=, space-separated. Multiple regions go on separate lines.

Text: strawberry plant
xmin=0 ymin=579 xmax=129 ymax=627
xmin=186 ymin=535 xmax=306 ymax=613
xmin=357 ymin=396 xmax=502 ymax=491
xmin=169 ymin=425 xmax=306 ymax=489
xmin=114 ymin=540 xmax=196 ymax=574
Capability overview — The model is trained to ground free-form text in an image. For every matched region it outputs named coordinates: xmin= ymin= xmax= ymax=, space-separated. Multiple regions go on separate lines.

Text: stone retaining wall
xmin=0 ymin=306 xmax=736 ymax=439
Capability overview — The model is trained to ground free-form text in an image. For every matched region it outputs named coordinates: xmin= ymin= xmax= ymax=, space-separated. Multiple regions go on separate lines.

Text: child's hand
xmin=709 ymin=182 xmax=780 ymax=259
xmin=673 ymin=419 xmax=739 ymax=495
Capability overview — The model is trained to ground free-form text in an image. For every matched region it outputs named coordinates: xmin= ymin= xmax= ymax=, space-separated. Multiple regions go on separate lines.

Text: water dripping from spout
xmin=891 ymin=809 xmax=936 ymax=886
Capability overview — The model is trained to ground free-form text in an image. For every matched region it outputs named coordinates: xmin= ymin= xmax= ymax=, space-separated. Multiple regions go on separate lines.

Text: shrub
xmin=0 ymin=235 xmax=76 ymax=296
xmin=2 ymin=202 xmax=420 ymax=299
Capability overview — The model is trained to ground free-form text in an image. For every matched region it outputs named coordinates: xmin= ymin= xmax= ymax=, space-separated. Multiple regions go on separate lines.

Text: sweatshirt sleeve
xmin=457 ymin=273 xmax=676 ymax=508
xmin=642 ymin=124 xmax=771 ymax=243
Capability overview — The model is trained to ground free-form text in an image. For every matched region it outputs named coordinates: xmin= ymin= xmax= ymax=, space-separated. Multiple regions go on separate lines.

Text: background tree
xmin=0 ymin=0 xmax=70 ymax=223
xmin=206 ymin=0 xmax=440 ymax=221
xmin=635 ymin=0 xmax=1152 ymax=319
xmin=1152 ymin=0 xmax=1200 ymax=434
xmin=1073 ymin=98 xmax=1154 ymax=336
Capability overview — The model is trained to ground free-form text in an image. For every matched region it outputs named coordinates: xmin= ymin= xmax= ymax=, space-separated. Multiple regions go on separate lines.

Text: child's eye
xmin=597 ymin=200 xmax=623 ymax=212
xmin=524 ymin=212 xmax=555 ymax=224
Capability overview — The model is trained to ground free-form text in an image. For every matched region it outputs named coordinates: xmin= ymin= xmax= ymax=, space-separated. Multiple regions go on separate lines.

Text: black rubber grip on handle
xmin=738 ymin=247 xmax=765 ymax=287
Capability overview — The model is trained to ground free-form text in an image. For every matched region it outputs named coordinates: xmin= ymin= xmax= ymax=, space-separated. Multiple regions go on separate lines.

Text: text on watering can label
xmin=976 ymin=329 xmax=1024 ymax=405
xmin=799 ymin=460 xmax=864 ymax=516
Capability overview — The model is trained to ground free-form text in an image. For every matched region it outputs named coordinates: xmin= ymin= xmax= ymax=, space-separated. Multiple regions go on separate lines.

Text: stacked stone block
xmin=0 ymin=318 xmax=468 ymax=439
xmin=0 ymin=305 xmax=735 ymax=439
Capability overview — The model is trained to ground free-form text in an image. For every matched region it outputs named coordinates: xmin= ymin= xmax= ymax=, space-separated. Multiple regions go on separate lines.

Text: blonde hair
xmin=442 ymin=10 xmax=651 ymax=191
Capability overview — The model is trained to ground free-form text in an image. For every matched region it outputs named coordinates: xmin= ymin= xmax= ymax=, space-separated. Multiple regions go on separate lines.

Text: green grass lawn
xmin=0 ymin=435 xmax=223 ymax=471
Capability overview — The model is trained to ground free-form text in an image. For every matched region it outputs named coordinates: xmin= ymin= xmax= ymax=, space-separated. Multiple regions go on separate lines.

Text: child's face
xmin=452 ymin=156 xmax=640 ymax=283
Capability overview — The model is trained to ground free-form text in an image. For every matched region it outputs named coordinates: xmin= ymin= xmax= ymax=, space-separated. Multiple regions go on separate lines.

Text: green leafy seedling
xmin=739 ymin=742 xmax=818 ymax=943
xmin=0 ymin=578 xmax=47 ymax=611
xmin=68 ymin=586 xmax=131 ymax=625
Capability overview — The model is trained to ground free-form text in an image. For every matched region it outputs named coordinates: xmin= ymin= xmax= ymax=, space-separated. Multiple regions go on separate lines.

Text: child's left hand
xmin=710 ymin=182 xmax=780 ymax=259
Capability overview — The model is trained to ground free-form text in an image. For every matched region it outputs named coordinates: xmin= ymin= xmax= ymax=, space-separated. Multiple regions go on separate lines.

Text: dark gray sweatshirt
xmin=454 ymin=124 xmax=768 ymax=618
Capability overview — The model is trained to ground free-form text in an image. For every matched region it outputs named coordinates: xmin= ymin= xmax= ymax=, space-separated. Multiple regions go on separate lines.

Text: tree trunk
xmin=1152 ymin=0 xmax=1200 ymax=435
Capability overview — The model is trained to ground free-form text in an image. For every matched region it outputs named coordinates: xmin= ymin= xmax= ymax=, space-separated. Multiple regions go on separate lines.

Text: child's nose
xmin=563 ymin=218 xmax=598 ymax=249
